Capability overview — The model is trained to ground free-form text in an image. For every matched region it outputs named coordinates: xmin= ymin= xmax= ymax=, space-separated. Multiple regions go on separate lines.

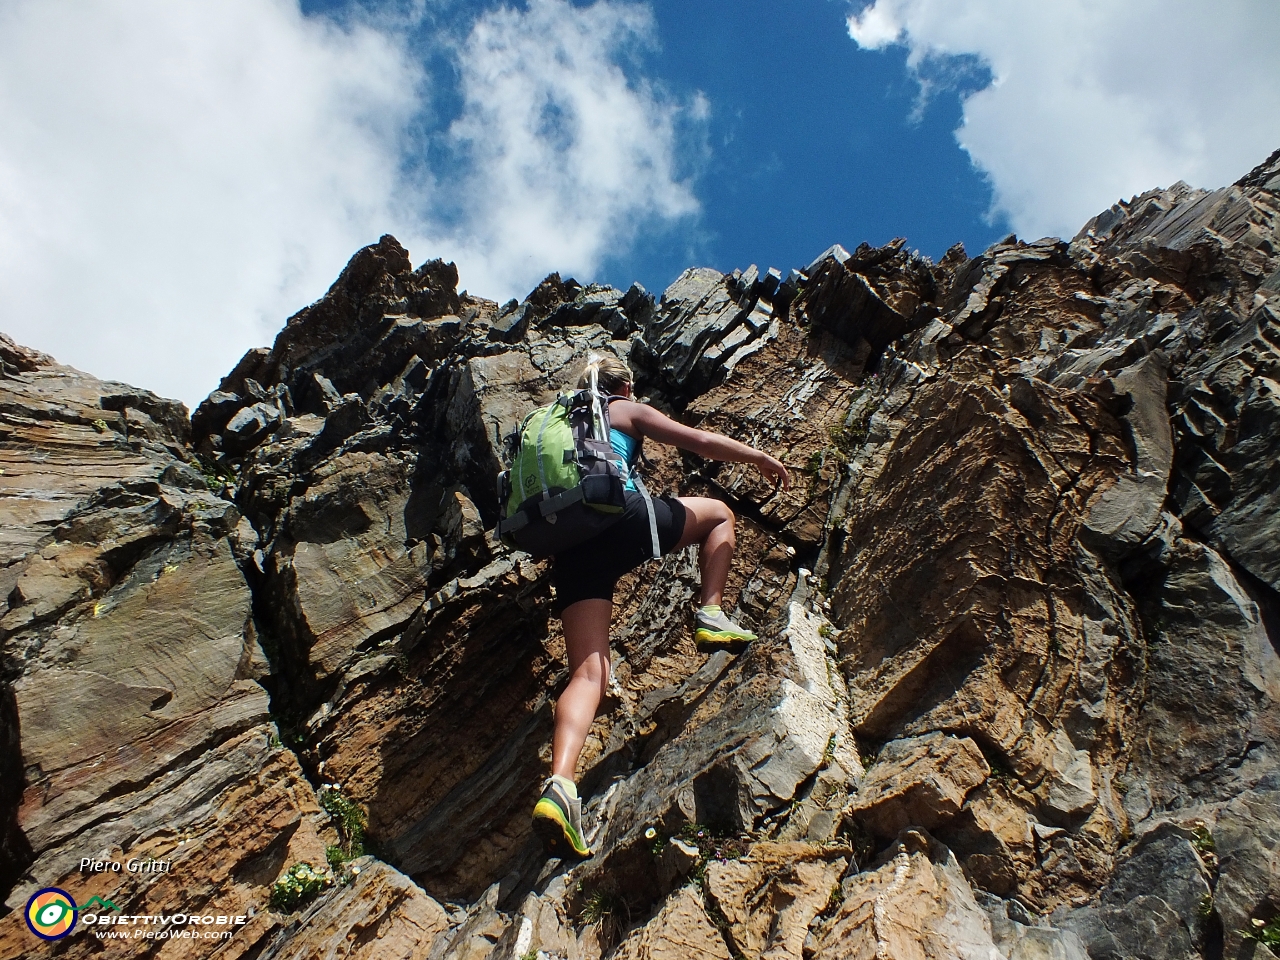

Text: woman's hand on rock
xmin=756 ymin=452 xmax=790 ymax=491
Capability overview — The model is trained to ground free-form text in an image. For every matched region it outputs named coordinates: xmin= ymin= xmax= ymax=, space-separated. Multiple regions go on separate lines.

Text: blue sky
xmin=602 ymin=0 xmax=1004 ymax=291
xmin=299 ymin=0 xmax=1008 ymax=295
xmin=1 ymin=0 xmax=1278 ymax=408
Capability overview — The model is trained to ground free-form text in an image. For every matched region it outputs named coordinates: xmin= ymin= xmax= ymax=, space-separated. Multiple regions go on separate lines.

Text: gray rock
xmin=655 ymin=837 xmax=699 ymax=888
xmin=982 ymin=894 xmax=1089 ymax=960
xmin=571 ymin=604 xmax=850 ymax=901
xmin=489 ymin=301 xmax=532 ymax=343
xmin=1174 ymin=302 xmax=1280 ymax=591
xmin=224 ymin=399 xmax=283 ymax=452
xmin=429 ymin=882 xmax=509 ymax=960
xmin=1102 ymin=829 xmax=1211 ymax=949
xmin=1080 ymin=352 xmax=1173 ymax=561
xmin=1214 ymin=787 xmax=1280 ymax=959
xmin=1126 ymin=528 xmax=1280 ymax=810
xmin=1057 ymin=896 xmax=1198 ymax=960
xmin=258 ymin=858 xmax=450 ymax=959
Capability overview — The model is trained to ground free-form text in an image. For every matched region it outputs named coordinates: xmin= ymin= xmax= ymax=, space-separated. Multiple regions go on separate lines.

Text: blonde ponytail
xmin=575 ymin=351 xmax=632 ymax=442
xmin=575 ymin=352 xmax=632 ymax=395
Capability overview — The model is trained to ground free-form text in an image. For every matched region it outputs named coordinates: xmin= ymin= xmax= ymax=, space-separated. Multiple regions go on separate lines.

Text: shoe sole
xmin=694 ymin=628 xmax=753 ymax=653
xmin=532 ymin=799 xmax=591 ymax=859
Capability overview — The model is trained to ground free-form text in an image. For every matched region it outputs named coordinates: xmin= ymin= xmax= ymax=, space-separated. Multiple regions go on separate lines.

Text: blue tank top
xmin=609 ymin=428 xmax=641 ymax=492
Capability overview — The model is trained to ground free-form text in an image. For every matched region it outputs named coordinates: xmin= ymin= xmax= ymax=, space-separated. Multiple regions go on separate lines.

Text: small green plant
xmin=269 ymin=862 xmax=333 ymax=911
xmin=320 ymin=785 xmax=367 ymax=862
xmin=1244 ymin=917 xmax=1280 ymax=946
xmin=268 ymin=731 xmax=283 ymax=750
xmin=91 ymin=418 xmax=110 ymax=433
xmin=673 ymin=823 xmax=751 ymax=889
xmin=326 ymin=844 xmax=358 ymax=870
xmin=988 ymin=757 xmax=1017 ymax=789
xmin=856 ymin=740 xmax=880 ymax=769
xmin=194 ymin=456 xmax=237 ymax=493
xmin=1197 ymin=893 xmax=1214 ymax=921
xmin=804 ymin=449 xmax=826 ymax=478
xmin=822 ymin=734 xmax=838 ymax=764
xmin=520 ymin=951 xmax=539 ymax=960
xmin=819 ymin=882 xmax=844 ymax=920
xmin=828 ymin=421 xmax=866 ymax=459
xmin=581 ymin=887 xmax=624 ymax=925
xmin=1191 ymin=822 xmax=1216 ymax=856
xmin=393 ymin=651 xmax=411 ymax=677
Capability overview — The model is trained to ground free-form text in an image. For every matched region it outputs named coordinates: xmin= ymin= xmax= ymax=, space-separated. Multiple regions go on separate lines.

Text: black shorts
xmin=551 ymin=492 xmax=687 ymax=614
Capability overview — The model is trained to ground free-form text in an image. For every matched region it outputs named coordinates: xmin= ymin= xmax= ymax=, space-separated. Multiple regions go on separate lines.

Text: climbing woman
xmin=530 ymin=352 xmax=789 ymax=859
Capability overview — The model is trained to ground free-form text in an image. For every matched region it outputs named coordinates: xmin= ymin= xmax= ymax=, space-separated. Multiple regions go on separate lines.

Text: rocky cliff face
xmin=2 ymin=148 xmax=1279 ymax=960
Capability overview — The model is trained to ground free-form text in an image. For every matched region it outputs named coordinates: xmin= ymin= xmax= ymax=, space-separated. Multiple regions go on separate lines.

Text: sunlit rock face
xmin=2 ymin=148 xmax=1279 ymax=959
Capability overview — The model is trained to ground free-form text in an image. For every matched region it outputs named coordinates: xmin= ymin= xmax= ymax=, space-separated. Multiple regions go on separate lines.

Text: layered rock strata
xmin=0 ymin=148 xmax=1278 ymax=959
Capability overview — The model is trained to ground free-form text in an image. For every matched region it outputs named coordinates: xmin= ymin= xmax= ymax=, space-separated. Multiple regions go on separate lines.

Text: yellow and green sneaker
xmin=532 ymin=776 xmax=591 ymax=859
xmin=694 ymin=606 xmax=756 ymax=653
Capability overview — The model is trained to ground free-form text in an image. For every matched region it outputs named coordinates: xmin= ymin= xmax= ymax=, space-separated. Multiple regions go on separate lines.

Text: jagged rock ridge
xmin=0 ymin=147 xmax=1278 ymax=959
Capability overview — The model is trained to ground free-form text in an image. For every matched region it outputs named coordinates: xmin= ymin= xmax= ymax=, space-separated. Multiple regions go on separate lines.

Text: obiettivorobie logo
xmin=25 ymin=889 xmax=119 ymax=941
xmin=25 ymin=885 xmax=247 ymax=943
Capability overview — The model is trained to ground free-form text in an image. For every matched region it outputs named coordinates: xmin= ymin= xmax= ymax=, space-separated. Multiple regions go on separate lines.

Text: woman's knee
xmin=720 ymin=501 xmax=736 ymax=531
xmin=676 ymin=496 xmax=736 ymax=549
xmin=572 ymin=650 xmax=610 ymax=692
xmin=708 ymin=500 xmax=735 ymax=545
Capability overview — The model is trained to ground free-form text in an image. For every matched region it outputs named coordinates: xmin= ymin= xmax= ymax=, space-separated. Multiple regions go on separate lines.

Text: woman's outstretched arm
xmin=610 ymin=399 xmax=790 ymax=490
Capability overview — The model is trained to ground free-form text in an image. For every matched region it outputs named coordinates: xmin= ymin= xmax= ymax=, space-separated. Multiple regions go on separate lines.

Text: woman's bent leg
xmin=674 ymin=496 xmax=736 ymax=607
xmin=551 ymin=598 xmax=613 ymax=780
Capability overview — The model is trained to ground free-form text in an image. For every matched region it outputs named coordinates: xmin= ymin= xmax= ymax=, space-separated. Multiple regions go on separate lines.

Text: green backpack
xmin=495 ymin=386 xmax=659 ymax=560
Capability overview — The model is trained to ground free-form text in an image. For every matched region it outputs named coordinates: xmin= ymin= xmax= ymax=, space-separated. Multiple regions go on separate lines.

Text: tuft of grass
xmin=841 ymin=819 xmax=878 ymax=873
xmin=580 ymin=887 xmax=624 ymax=925
xmin=819 ymin=882 xmax=844 ymax=920
xmin=269 ymin=862 xmax=333 ymax=912
xmin=577 ymin=885 xmax=629 ymax=950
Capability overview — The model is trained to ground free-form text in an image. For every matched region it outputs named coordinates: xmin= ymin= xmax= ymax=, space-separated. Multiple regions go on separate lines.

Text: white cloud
xmin=847 ymin=0 xmax=1280 ymax=241
xmin=0 ymin=0 xmax=699 ymax=409
xmin=442 ymin=0 xmax=699 ymax=301
xmin=0 ymin=0 xmax=429 ymax=409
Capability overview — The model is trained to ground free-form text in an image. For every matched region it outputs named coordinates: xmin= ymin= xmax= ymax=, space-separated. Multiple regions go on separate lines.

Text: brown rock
xmin=0 ymin=346 xmax=185 ymax=567
xmin=849 ymin=733 xmax=990 ymax=839
xmin=704 ymin=842 xmax=847 ymax=959
xmin=812 ymin=831 xmax=1002 ymax=959
xmin=610 ymin=886 xmax=731 ymax=960
xmin=259 ymin=859 xmax=450 ymax=960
